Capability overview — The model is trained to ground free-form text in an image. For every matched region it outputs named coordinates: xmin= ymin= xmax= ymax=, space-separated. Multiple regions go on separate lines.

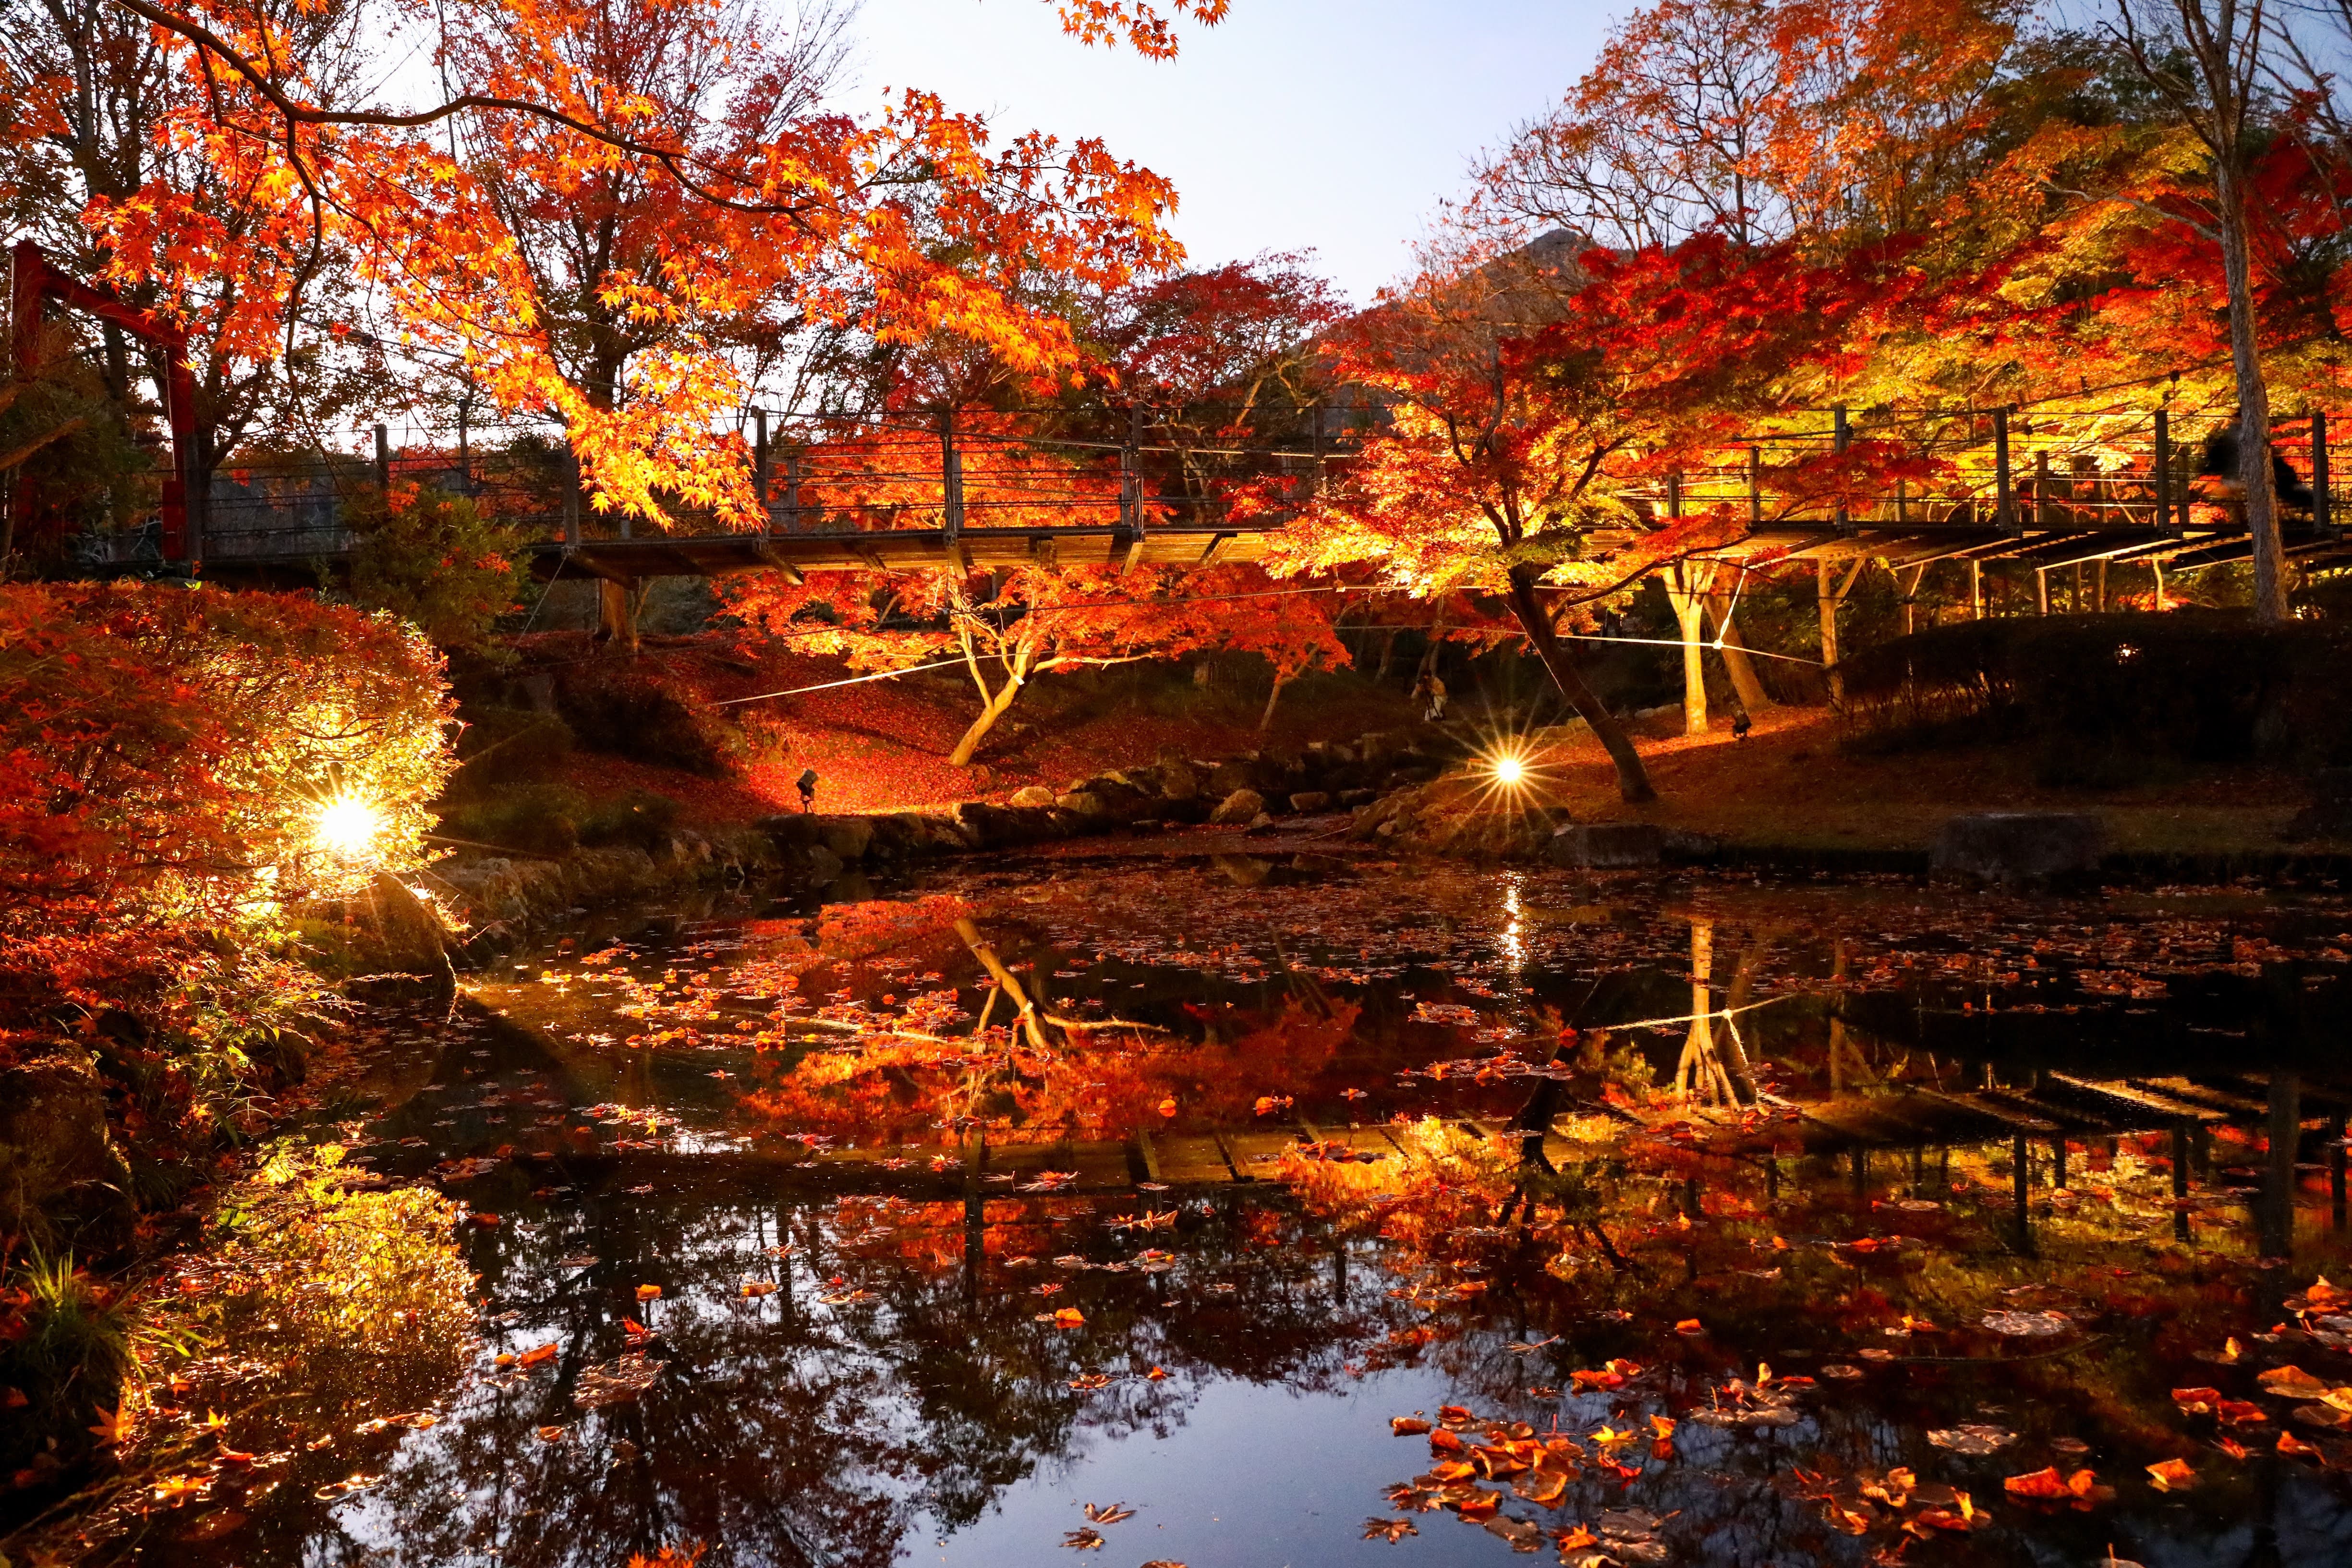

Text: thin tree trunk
xmin=2216 ymin=153 xmax=2290 ymax=621
xmin=1503 ymin=563 xmax=1656 ymax=802
xmin=1706 ymin=588 xmax=1774 ymax=712
xmin=949 ymin=673 xmax=1026 ymax=767
xmin=1259 ymin=670 xmax=1289 ymax=732
xmin=1817 ymin=558 xmax=1866 ymax=705
xmin=1665 ymin=561 xmax=1713 ymax=737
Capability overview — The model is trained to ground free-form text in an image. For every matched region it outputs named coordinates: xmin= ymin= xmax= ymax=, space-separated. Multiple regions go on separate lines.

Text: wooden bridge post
xmin=785 ymin=454 xmax=802 ymax=534
xmin=1746 ymin=444 xmax=1762 ymax=527
xmin=2154 ymin=409 xmax=2173 ymax=534
xmin=1970 ymin=559 xmax=1983 ymax=619
xmin=1993 ymin=408 xmax=2016 ymax=532
xmin=1832 ymin=406 xmax=1850 ymax=533
xmin=1118 ymin=402 xmax=1146 ymax=573
xmin=2317 ymin=411 xmax=2335 ymax=536
xmin=2034 ymin=448 xmax=2050 ymax=530
xmin=939 ymin=407 xmax=966 ymax=572
xmin=752 ymin=409 xmax=769 ymax=538
xmin=561 ymin=445 xmax=581 ymax=547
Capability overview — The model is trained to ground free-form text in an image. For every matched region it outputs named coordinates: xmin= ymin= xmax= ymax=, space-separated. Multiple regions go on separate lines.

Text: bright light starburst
xmin=1490 ymin=753 xmax=1528 ymax=788
xmin=315 ymin=795 xmax=381 ymax=862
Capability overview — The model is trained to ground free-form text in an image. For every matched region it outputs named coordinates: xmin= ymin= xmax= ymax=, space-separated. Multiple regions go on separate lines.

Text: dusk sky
xmin=851 ymin=0 xmax=1622 ymax=303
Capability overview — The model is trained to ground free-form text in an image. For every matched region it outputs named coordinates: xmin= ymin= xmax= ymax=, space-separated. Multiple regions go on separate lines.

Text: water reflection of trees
xmin=322 ymin=1179 xmax=1408 ymax=1568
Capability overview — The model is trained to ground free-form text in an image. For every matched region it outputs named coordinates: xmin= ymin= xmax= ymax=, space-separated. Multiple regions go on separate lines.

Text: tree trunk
xmin=1705 ymin=589 xmax=1774 ymax=712
xmin=1817 ymin=558 xmax=1866 ymax=705
xmin=948 ymin=672 xmax=1026 ymax=767
xmin=597 ymin=578 xmax=642 ymax=651
xmin=1817 ymin=559 xmax=1842 ymax=705
xmin=1259 ymin=670 xmax=1289 ymax=732
xmin=1664 ymin=562 xmax=1713 ymax=737
xmin=2215 ymin=153 xmax=2291 ymax=622
xmin=1503 ymin=563 xmax=1656 ymax=802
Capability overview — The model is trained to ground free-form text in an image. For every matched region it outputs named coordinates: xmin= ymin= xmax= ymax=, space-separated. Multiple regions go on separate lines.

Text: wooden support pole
xmin=2034 ymin=449 xmax=2050 ymax=530
xmin=753 ymin=409 xmax=769 ymax=537
xmin=1970 ymin=559 xmax=1983 ymax=619
xmin=941 ymin=407 xmax=967 ymax=574
xmin=2096 ymin=559 xmax=2108 ymax=613
xmin=2036 ymin=566 xmax=2049 ymax=617
xmin=1994 ymin=408 xmax=2015 ymax=532
xmin=2154 ymin=409 xmax=2173 ymax=533
xmin=1706 ymin=578 xmax=1773 ymax=712
xmin=562 ymin=444 xmax=581 ymax=546
xmin=2318 ymin=410 xmax=2334 ymax=535
xmin=1747 ymin=444 xmax=1762 ymax=526
xmin=1832 ymin=406 xmax=1850 ymax=533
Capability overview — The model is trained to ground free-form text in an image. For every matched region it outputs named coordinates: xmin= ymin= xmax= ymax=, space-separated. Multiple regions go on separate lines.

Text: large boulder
xmin=1547 ymin=823 xmax=1663 ymax=869
xmin=1008 ymin=785 xmax=1056 ymax=808
xmin=1157 ymin=758 xmax=1204 ymax=802
xmin=1209 ymin=788 xmax=1266 ymax=826
xmin=0 ymin=1053 xmax=135 ymax=1251
xmin=343 ymin=872 xmax=457 ymax=999
xmin=1932 ymin=812 xmax=2105 ymax=883
xmin=1288 ymin=791 xmax=1334 ymax=814
xmin=1056 ymin=791 xmax=1109 ymax=818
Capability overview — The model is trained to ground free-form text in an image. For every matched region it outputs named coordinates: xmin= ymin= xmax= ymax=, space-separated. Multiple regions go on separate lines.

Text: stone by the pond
xmin=0 ymin=1053 xmax=135 ymax=1249
xmin=344 ymin=871 xmax=457 ymax=999
xmin=1008 ymin=785 xmax=1056 ymax=808
xmin=1548 ymin=823 xmax=1663 ymax=868
xmin=1931 ymin=812 xmax=2104 ymax=882
xmin=1056 ymin=791 xmax=1107 ymax=818
xmin=1209 ymin=788 xmax=1265 ymax=826
xmin=1288 ymin=791 xmax=1333 ymax=814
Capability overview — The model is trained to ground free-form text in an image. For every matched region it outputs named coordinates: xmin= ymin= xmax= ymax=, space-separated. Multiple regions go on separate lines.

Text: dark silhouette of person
xmin=2201 ymin=419 xmax=2315 ymax=512
xmin=797 ymin=768 xmax=818 ymax=812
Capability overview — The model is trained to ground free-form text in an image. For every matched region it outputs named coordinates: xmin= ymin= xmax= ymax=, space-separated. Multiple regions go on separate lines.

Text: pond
xmin=93 ymin=836 xmax=2352 ymax=1566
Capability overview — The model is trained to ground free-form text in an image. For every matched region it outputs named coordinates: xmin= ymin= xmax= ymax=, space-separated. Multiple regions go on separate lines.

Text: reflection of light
xmin=315 ymin=795 xmax=381 ymax=861
xmin=1491 ymin=752 xmax=1528 ymax=788
xmin=1502 ymin=879 xmax=1525 ymax=972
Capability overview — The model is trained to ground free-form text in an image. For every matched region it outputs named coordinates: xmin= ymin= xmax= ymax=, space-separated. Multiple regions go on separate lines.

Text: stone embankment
xmin=358 ymin=727 xmax=1468 ymax=980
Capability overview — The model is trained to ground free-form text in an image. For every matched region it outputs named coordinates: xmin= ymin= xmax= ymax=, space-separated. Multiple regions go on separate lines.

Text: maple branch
xmin=2040 ymin=179 xmax=2221 ymax=244
xmin=101 ymin=0 xmax=824 ymax=219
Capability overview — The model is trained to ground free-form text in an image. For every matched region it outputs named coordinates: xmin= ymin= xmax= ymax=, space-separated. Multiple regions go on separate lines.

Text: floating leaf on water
xmin=573 ymin=1355 xmax=666 ymax=1410
xmin=1391 ymin=1417 xmax=1432 ymax=1435
xmin=1081 ymin=1501 xmax=1134 ymax=1524
xmin=1362 ymin=1517 xmax=1417 ymax=1542
xmin=2146 ymin=1457 xmax=2196 ymax=1491
xmin=1061 ymin=1527 xmax=1105 ymax=1550
xmin=1927 ymin=1425 xmax=2016 ymax=1455
xmin=2257 ymin=1365 xmax=2330 ymax=1398
xmin=1981 ymin=1310 xmax=2072 ymax=1337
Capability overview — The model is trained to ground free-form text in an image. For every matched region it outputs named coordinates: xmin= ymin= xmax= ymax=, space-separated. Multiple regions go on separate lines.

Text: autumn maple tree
xmin=3 ymin=0 xmax=1230 ymax=526
xmin=731 ymin=557 xmax=1343 ymax=767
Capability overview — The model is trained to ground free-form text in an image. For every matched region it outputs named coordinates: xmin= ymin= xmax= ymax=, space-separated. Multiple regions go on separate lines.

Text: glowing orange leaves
xmin=1052 ymin=1307 xmax=1086 ymax=1328
xmin=2002 ymin=1467 xmax=2102 ymax=1507
xmin=2146 ymin=1458 xmax=2196 ymax=1492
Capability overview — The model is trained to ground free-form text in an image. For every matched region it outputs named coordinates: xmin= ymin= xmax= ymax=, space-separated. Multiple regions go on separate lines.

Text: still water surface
xmin=140 ymin=840 xmax=2352 ymax=1565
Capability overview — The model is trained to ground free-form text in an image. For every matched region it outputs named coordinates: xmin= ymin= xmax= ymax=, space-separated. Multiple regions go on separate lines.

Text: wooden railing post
xmin=1747 ymin=444 xmax=1762 ymax=527
xmin=2154 ymin=408 xmax=2173 ymax=534
xmin=1993 ymin=407 xmax=2015 ymax=532
xmin=562 ymin=445 xmax=581 ymax=547
xmin=752 ymin=408 xmax=769 ymax=537
xmin=1832 ymin=405 xmax=1850 ymax=533
xmin=2316 ymin=410 xmax=2334 ymax=536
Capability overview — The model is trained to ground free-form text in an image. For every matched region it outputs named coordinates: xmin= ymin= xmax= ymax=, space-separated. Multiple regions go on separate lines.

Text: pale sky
xmin=849 ymin=0 xmax=1623 ymax=304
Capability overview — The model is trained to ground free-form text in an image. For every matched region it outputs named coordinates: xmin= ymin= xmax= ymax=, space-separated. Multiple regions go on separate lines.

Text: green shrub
xmin=341 ymin=484 xmax=527 ymax=653
xmin=1838 ymin=614 xmax=2352 ymax=767
xmin=0 ymin=1249 xmax=134 ymax=1478
xmin=436 ymin=783 xmax=584 ymax=853
xmin=579 ymin=790 xmax=682 ymax=851
xmin=450 ymin=706 xmax=575 ymax=791
xmin=558 ymin=669 xmax=734 ymax=777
